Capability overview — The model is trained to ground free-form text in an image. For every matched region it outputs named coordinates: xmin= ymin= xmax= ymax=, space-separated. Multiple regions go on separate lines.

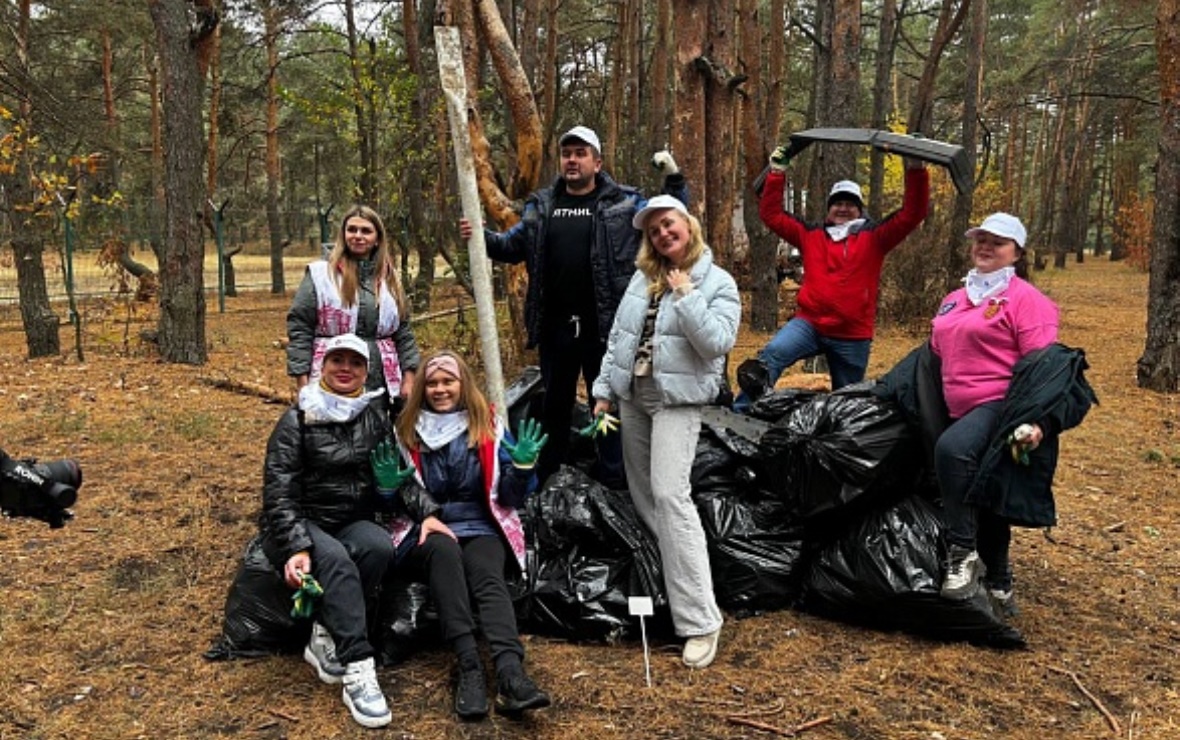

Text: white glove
xmin=651 ymin=150 xmax=679 ymax=175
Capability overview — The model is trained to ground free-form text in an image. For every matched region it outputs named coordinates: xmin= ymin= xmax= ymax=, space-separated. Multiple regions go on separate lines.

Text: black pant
xmin=306 ymin=520 xmax=394 ymax=664
xmin=404 ymin=534 xmax=523 ymax=664
xmin=537 ymin=317 xmax=624 ymax=486
xmin=934 ymin=402 xmax=1012 ymax=589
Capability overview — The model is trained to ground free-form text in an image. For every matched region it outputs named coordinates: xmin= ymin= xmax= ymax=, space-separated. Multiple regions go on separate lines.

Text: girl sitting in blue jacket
xmin=377 ymin=350 xmax=551 ymax=720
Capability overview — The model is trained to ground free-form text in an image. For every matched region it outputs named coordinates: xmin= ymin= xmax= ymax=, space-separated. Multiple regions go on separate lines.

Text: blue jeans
xmin=934 ymin=401 xmax=1012 ymax=590
xmin=734 ymin=318 xmax=871 ymax=410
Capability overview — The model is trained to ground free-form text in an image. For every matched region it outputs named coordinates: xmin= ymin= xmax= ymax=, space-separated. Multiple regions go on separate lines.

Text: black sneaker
xmin=454 ymin=658 xmax=489 ymax=721
xmin=988 ymin=587 xmax=1020 ymax=618
xmin=495 ymin=665 xmax=551 ymax=717
xmin=940 ymin=544 xmax=985 ymax=600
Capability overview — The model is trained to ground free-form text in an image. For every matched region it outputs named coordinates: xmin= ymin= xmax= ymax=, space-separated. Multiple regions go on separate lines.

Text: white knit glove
xmin=651 ymin=150 xmax=679 ymax=175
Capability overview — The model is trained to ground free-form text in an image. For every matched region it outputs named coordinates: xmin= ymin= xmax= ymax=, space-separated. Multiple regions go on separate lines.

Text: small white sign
xmin=628 ymin=596 xmax=654 ymax=617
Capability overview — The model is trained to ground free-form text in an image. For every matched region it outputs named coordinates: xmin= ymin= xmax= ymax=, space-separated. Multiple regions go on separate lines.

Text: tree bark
xmin=263 ymin=3 xmax=285 ymax=293
xmin=946 ymin=0 xmax=984 ymax=290
xmin=3 ymin=0 xmax=59 ymax=358
xmin=704 ymin=0 xmax=738 ymax=264
xmin=148 ymin=0 xmax=214 ymax=364
xmin=1137 ymin=0 xmax=1180 ymax=391
xmin=671 ymin=0 xmax=708 ymax=221
xmin=742 ymin=0 xmax=786 ymax=331
xmin=868 ymin=0 xmax=897 ymax=216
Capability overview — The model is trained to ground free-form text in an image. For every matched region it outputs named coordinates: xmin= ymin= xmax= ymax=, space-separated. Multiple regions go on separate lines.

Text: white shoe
xmin=682 ymin=628 xmax=721 ymax=668
xmin=940 ymin=546 xmax=985 ymax=600
xmin=303 ymin=622 xmax=345 ymax=684
xmin=342 ymin=658 xmax=392 ymax=729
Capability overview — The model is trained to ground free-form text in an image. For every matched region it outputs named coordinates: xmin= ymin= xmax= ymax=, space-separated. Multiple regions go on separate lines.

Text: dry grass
xmin=1 ymin=258 xmax=1178 ymax=739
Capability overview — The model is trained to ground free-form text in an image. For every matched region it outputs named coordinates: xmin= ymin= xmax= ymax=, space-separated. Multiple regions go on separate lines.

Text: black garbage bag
xmin=522 ymin=467 xmax=672 ymax=641
xmin=204 ymin=535 xmax=308 ymax=660
xmin=757 ymin=389 xmax=921 ymax=528
xmin=376 ymin=577 xmax=440 ymax=666
xmin=505 ymin=365 xmax=544 ymax=432
xmin=694 ymin=488 xmax=807 ymax=616
xmin=747 ymin=387 xmax=821 ymax=422
xmin=692 ymin=426 xmax=745 ymax=490
xmin=800 ymin=494 xmax=1024 ymax=649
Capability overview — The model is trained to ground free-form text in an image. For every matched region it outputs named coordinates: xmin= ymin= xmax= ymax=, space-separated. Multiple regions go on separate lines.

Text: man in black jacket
xmin=461 ymin=126 xmax=688 ymax=486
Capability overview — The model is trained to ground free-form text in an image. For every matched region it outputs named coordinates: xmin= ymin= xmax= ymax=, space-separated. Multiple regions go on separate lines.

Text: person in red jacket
xmin=737 ymin=148 xmax=929 ymax=407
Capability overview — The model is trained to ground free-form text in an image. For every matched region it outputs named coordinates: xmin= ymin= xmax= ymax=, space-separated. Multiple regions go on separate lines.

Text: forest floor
xmin=0 ymin=257 xmax=1177 ymax=739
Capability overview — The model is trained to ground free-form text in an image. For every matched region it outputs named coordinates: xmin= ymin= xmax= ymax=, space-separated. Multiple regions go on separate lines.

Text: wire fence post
xmin=210 ymin=199 xmax=229 ymax=313
xmin=60 ymin=200 xmax=83 ymax=361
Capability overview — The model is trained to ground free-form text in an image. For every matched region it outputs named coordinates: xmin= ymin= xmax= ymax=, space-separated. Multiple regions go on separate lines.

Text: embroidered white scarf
xmin=964 ymin=266 xmax=1016 ymax=306
xmin=298 ymin=383 xmax=385 ymax=423
xmin=416 ymin=410 xmax=470 ymax=451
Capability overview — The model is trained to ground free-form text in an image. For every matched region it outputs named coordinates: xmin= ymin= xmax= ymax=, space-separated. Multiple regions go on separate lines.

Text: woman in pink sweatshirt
xmin=931 ymin=213 xmax=1058 ymax=614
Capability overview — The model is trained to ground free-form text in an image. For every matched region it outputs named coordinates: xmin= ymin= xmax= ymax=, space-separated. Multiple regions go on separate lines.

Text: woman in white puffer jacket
xmin=591 ymin=194 xmax=740 ymax=669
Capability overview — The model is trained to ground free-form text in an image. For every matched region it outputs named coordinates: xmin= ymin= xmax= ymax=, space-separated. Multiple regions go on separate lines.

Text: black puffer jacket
xmin=875 ymin=342 xmax=1098 ymax=528
xmin=258 ymin=399 xmax=390 ymax=568
xmin=484 ymin=171 xmax=688 ymax=348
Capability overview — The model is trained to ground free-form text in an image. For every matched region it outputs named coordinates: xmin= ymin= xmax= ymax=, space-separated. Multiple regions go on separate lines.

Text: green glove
xmin=371 ymin=440 xmax=415 ymax=491
xmin=769 ymin=145 xmax=791 ymax=172
xmin=290 ymin=572 xmax=323 ymax=619
xmin=503 ymin=418 xmax=549 ymax=468
xmin=578 ymin=411 xmax=620 ymax=439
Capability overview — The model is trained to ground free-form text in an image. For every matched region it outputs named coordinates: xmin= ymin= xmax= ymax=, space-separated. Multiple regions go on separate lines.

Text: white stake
xmin=628 ymin=596 xmax=654 ymax=688
xmin=433 ymin=26 xmax=506 ymax=422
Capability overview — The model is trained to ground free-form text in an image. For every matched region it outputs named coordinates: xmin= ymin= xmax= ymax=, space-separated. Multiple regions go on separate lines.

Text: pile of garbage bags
xmin=207 ymin=369 xmax=1023 ymax=663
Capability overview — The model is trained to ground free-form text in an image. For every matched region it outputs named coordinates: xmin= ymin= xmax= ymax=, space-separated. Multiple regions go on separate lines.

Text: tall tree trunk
xmin=405 ymin=0 xmax=436 ymax=311
xmin=868 ymin=0 xmax=897 ymax=216
xmin=704 ymin=0 xmax=738 ymax=264
xmin=264 ymin=4 xmax=285 ymax=293
xmin=671 ymin=1 xmax=708 ymax=221
xmin=743 ymin=0 xmax=786 ymax=331
xmin=3 ymin=0 xmax=59 ymax=358
xmin=647 ymin=0 xmax=673 ymax=153
xmin=946 ymin=0 xmax=984 ymax=290
xmin=148 ymin=0 xmax=215 ymax=364
xmin=906 ymin=0 xmax=970 ymax=134
xmin=343 ymin=0 xmax=374 ymax=203
xmin=1138 ymin=0 xmax=1180 ymax=391
xmin=1110 ymin=104 xmax=1138 ymax=261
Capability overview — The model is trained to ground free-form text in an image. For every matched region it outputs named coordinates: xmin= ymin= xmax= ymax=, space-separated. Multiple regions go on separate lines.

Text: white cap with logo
xmin=965 ymin=212 xmax=1027 ymax=248
xmin=558 ymin=125 xmax=602 ymax=154
xmin=632 ymin=194 xmax=689 ymax=230
xmin=827 ymin=180 xmax=864 ymax=209
xmin=322 ymin=333 xmax=370 ymax=362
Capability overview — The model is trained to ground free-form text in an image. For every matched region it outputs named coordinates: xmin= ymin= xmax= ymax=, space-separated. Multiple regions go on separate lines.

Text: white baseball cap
xmin=827 ymin=180 xmax=864 ymax=209
xmin=631 ymin=194 xmax=690 ymax=230
xmin=558 ymin=125 xmax=602 ymax=154
xmin=322 ymin=333 xmax=369 ymax=362
xmin=965 ymin=212 xmax=1027 ymax=248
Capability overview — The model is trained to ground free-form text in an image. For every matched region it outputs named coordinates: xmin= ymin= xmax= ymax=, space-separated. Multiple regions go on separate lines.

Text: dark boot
xmin=454 ymin=653 xmax=488 ymax=720
xmin=494 ymin=663 xmax=551 ymax=717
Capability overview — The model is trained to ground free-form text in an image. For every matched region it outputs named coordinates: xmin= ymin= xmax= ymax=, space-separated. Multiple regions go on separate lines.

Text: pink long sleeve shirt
xmin=931 ymin=276 xmax=1059 ymax=419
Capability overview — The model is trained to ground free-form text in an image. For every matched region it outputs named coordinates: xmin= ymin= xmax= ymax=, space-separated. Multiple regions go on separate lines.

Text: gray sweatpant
xmin=619 ymin=377 xmax=723 ymax=637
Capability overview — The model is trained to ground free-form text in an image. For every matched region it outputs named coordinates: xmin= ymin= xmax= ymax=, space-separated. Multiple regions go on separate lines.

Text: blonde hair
xmin=396 ymin=350 xmax=495 ymax=450
xmin=327 ymin=205 xmax=408 ymax=314
xmin=635 ymin=208 xmax=707 ymax=297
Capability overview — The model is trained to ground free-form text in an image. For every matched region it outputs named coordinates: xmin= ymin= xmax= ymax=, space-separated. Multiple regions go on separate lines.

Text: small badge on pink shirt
xmin=983 ymin=297 xmax=1008 ymax=319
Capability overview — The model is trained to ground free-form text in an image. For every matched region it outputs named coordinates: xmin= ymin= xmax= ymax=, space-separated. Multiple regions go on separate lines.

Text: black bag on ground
xmin=756 ymin=389 xmax=921 ymax=528
xmin=522 ymin=467 xmax=672 ymax=641
xmin=694 ymin=487 xmax=807 ymax=616
xmin=204 ymin=535 xmax=308 ymax=660
xmin=800 ymin=494 xmax=1025 ymax=649
xmin=376 ymin=577 xmax=440 ymax=665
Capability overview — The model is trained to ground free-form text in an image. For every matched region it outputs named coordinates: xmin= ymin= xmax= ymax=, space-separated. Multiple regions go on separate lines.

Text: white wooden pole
xmin=434 ymin=25 xmax=506 ymax=422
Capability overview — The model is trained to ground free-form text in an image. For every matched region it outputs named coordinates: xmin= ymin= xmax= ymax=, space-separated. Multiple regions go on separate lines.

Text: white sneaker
xmin=304 ymin=622 xmax=345 ymax=684
xmin=940 ymin=546 xmax=985 ymax=600
xmin=682 ymin=628 xmax=721 ymax=668
xmin=342 ymin=658 xmax=392 ymax=729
